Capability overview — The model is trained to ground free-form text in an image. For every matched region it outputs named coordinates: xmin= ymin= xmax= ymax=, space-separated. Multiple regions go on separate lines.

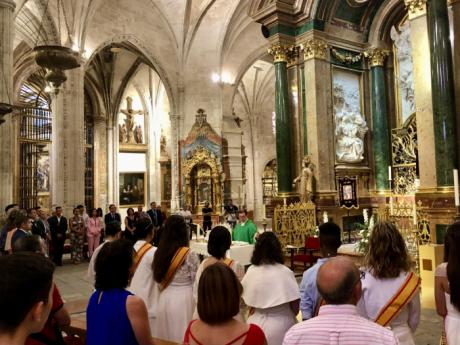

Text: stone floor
xmin=55 ymin=257 xmax=442 ymax=345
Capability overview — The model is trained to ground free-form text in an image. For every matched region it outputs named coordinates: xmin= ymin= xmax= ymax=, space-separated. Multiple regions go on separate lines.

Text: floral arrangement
xmin=357 ymin=209 xmax=374 ymax=254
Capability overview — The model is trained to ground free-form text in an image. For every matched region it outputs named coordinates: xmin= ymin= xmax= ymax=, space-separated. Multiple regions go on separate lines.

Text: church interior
xmin=1 ymin=0 xmax=460 ymax=344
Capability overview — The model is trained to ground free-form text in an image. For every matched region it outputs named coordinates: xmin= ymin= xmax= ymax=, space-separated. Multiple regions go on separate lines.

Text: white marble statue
xmin=391 ymin=22 xmax=415 ymax=122
xmin=293 ymin=155 xmax=314 ymax=202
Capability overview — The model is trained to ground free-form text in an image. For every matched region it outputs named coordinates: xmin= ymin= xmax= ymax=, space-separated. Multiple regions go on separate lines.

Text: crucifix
xmin=120 ymin=96 xmax=144 ymax=144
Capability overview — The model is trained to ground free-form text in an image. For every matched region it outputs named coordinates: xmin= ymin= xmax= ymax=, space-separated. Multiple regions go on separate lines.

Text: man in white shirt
xmin=283 ymin=257 xmax=398 ymax=345
xmin=128 ymin=217 xmax=157 ymax=333
xmin=87 ymin=221 xmax=122 ymax=285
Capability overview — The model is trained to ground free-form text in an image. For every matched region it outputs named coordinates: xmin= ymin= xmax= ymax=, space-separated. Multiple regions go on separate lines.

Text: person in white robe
xmin=242 ymin=232 xmax=299 ymax=345
xmin=357 ymin=222 xmax=420 ymax=345
xmin=127 ymin=217 xmax=157 ymax=333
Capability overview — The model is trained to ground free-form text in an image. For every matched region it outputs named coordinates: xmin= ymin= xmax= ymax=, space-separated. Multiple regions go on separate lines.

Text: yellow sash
xmin=160 ymin=247 xmax=190 ymax=291
xmin=131 ymin=242 xmax=153 ymax=277
xmin=375 ymin=272 xmax=421 ymax=327
xmin=223 ymin=258 xmax=234 ymax=267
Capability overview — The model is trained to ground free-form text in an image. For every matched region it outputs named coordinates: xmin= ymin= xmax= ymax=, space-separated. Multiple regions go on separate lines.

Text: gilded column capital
xmin=364 ymin=48 xmax=390 ymax=67
xmin=404 ymin=0 xmax=427 ymax=19
xmin=268 ymin=43 xmax=292 ymax=63
xmin=302 ymin=38 xmax=328 ymax=61
xmin=287 ymin=46 xmax=301 ymax=67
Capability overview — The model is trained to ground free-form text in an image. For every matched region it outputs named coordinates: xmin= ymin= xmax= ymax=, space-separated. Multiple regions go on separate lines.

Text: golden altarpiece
xmin=181 ymin=109 xmax=224 ymax=214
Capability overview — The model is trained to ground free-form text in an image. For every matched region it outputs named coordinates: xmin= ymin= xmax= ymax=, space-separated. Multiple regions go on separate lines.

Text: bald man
xmin=283 ymin=257 xmax=398 ymax=345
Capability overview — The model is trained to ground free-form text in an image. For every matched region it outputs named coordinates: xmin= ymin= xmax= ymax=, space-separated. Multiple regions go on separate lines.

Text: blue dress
xmin=86 ymin=289 xmax=139 ymax=345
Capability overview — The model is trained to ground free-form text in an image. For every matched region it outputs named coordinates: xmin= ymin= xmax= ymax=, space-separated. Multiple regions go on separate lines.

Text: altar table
xmin=190 ymin=240 xmax=254 ymax=266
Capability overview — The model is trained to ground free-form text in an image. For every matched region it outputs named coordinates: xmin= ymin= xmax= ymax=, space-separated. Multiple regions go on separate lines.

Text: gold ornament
xmin=404 ymin=0 xmax=427 ymax=19
xmin=302 ymin=38 xmax=328 ymax=61
xmin=364 ymin=48 xmax=389 ymax=67
xmin=268 ymin=43 xmax=291 ymax=63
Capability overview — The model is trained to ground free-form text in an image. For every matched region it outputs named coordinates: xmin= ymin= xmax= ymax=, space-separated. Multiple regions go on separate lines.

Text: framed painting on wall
xmin=119 ymin=172 xmax=145 ymax=206
xmin=338 ymin=176 xmax=358 ymax=209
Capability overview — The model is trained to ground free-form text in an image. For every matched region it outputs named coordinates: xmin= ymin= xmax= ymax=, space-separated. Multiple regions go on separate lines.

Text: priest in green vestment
xmin=232 ymin=209 xmax=257 ymax=244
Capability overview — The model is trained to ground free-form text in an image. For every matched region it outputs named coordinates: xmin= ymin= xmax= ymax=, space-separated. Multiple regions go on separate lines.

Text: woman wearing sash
xmin=242 ymin=232 xmax=299 ymax=345
xmin=151 ymin=215 xmax=199 ymax=343
xmin=193 ymin=226 xmax=245 ymax=320
xmin=435 ymin=222 xmax=460 ymax=345
xmin=357 ymin=222 xmax=421 ymax=345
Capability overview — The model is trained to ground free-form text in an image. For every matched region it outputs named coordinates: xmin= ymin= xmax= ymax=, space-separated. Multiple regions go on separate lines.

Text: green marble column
xmin=427 ymin=0 xmax=458 ymax=186
xmin=269 ymin=44 xmax=293 ymax=195
xmin=365 ymin=49 xmax=390 ymax=192
xmin=371 ymin=66 xmax=390 ymax=191
xmin=300 ymin=65 xmax=308 ymax=155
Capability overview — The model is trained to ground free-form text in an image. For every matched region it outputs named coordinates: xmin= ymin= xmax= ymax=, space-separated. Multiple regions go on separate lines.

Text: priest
xmin=232 ymin=209 xmax=257 ymax=244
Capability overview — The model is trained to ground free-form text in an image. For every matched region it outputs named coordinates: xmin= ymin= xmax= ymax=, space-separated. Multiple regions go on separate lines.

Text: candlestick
xmin=388 ymin=166 xmax=392 ymax=181
xmin=454 ymin=169 xmax=459 ymax=206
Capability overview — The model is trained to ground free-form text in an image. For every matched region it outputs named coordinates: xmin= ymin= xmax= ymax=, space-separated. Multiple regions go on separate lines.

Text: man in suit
xmin=147 ymin=202 xmax=160 ymax=227
xmin=104 ymin=204 xmax=121 ymax=225
xmin=30 ymin=207 xmax=46 ymax=240
xmin=48 ymin=206 xmax=68 ymax=266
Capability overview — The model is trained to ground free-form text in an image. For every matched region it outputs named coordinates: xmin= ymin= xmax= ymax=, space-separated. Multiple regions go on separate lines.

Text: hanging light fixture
xmin=33 ymin=0 xmax=80 ymax=92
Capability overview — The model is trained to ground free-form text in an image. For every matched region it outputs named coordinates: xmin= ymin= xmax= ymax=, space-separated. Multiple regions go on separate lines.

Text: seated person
xmin=86 ymin=239 xmax=154 ymax=345
xmin=0 ymin=252 xmax=55 ymax=345
xmin=13 ymin=235 xmax=71 ymax=345
xmin=184 ymin=263 xmax=266 ymax=345
xmin=232 ymin=210 xmax=257 ymax=244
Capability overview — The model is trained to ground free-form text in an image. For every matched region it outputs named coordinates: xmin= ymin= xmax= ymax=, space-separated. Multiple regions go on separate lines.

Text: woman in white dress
xmin=242 ymin=232 xmax=299 ymax=345
xmin=151 ymin=215 xmax=199 ymax=343
xmin=357 ymin=222 xmax=420 ymax=345
xmin=435 ymin=222 xmax=460 ymax=345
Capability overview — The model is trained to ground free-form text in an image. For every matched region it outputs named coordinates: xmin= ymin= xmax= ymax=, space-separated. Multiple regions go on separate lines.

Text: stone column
xmin=365 ymin=49 xmax=391 ymax=193
xmin=50 ymin=67 xmax=85 ymax=216
xmin=427 ymin=0 xmax=458 ymax=186
xmin=0 ymin=0 xmax=16 ymax=209
xmin=451 ymin=0 xmax=460 ymax=155
xmin=106 ymin=121 xmax=115 ymax=208
xmin=169 ymin=113 xmax=181 ymax=211
xmin=405 ymin=0 xmax=437 ymax=191
xmin=302 ymin=38 xmax=335 ymax=196
xmin=93 ymin=116 xmax=108 ymax=209
xmin=268 ymin=43 xmax=294 ymax=196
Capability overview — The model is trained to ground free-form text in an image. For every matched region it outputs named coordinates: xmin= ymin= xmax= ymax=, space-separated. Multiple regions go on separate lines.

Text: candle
xmin=454 ymin=169 xmax=460 ymax=206
xmin=388 ymin=166 xmax=392 ymax=181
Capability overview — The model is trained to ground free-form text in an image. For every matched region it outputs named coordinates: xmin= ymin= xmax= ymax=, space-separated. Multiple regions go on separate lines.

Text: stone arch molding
xmin=84 ymin=34 xmax=177 ymax=113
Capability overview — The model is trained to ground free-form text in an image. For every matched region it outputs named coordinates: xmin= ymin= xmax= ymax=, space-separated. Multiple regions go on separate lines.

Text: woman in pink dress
xmin=87 ymin=208 xmax=103 ymax=257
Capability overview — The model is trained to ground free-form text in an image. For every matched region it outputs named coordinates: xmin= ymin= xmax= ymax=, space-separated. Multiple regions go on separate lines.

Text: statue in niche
xmin=135 ymin=125 xmax=143 ymax=144
xmin=120 ymin=96 xmax=144 ymax=144
xmin=119 ymin=123 xmax=127 ymax=143
xmin=293 ymin=155 xmax=315 ymax=202
xmin=333 ymin=84 xmax=368 ymax=163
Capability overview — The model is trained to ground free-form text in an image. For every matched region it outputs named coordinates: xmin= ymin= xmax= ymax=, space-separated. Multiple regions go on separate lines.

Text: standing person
xmin=202 ymin=202 xmax=213 ymax=232
xmin=129 ymin=218 xmax=157 ymax=332
xmin=224 ymin=200 xmax=238 ymax=229
xmin=48 ymin=206 xmax=68 ymax=266
xmin=86 ymin=239 xmax=154 ymax=345
xmin=104 ymin=204 xmax=121 ymax=225
xmin=30 ymin=208 xmax=46 ymax=240
xmin=283 ymin=257 xmax=399 ymax=345
xmin=124 ymin=208 xmax=137 ymax=243
xmin=38 ymin=208 xmax=51 ymax=255
xmin=1 ymin=208 xmax=20 ymax=254
xmin=232 ymin=209 xmax=257 ymax=244
xmin=152 ymin=215 xmax=199 ymax=343
xmin=357 ymin=222 xmax=421 ymax=345
xmin=96 ymin=208 xmax=105 ymax=243
xmin=69 ymin=208 xmax=85 ymax=264
xmin=299 ymin=222 xmax=342 ymax=320
xmin=147 ymin=202 xmax=161 ymax=244
xmin=7 ymin=213 xmax=33 ymax=253
xmin=156 ymin=205 xmax=164 ymax=227
xmin=435 ymin=222 xmax=460 ymax=345
xmin=87 ymin=208 xmax=103 ymax=258
xmin=76 ymin=205 xmax=89 ymax=228
xmin=0 ymin=252 xmax=55 ymax=345
xmin=0 ymin=204 xmax=19 ymax=253
xmin=184 ymin=263 xmax=267 ymax=345
xmin=183 ymin=205 xmax=194 ymax=239
xmin=87 ymin=221 xmax=122 ymax=286
xmin=242 ymin=232 xmax=299 ymax=345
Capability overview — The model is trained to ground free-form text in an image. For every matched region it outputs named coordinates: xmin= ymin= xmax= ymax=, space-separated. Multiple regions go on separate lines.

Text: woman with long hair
xmin=69 ymin=208 xmax=85 ymax=263
xmin=184 ymin=263 xmax=266 ymax=345
xmin=124 ymin=207 xmax=137 ymax=243
xmin=435 ymin=222 xmax=460 ymax=344
xmin=87 ymin=208 xmax=103 ymax=258
xmin=151 ymin=215 xmax=199 ymax=343
xmin=241 ymin=232 xmax=299 ymax=345
xmin=357 ymin=222 xmax=420 ymax=345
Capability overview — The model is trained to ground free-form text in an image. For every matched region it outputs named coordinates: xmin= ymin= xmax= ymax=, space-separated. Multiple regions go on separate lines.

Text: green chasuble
xmin=232 ymin=220 xmax=257 ymax=244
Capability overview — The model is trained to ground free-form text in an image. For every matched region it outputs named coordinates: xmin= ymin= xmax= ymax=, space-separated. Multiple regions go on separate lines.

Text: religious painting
xmin=118 ymin=96 xmax=145 ymax=145
xmin=391 ymin=20 xmax=415 ymax=125
xmin=332 ymin=69 xmax=368 ymax=164
xmin=119 ymin=172 xmax=145 ymax=206
xmin=36 ymin=154 xmax=50 ymax=192
xmin=338 ymin=176 xmax=358 ymax=209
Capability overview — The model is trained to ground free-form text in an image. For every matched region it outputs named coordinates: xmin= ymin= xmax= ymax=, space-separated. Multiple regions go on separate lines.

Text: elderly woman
xmin=357 ymin=222 xmax=421 ymax=345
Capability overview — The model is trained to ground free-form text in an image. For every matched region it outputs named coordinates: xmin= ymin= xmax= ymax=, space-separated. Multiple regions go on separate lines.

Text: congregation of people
xmin=1 ymin=200 xmax=460 ymax=345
